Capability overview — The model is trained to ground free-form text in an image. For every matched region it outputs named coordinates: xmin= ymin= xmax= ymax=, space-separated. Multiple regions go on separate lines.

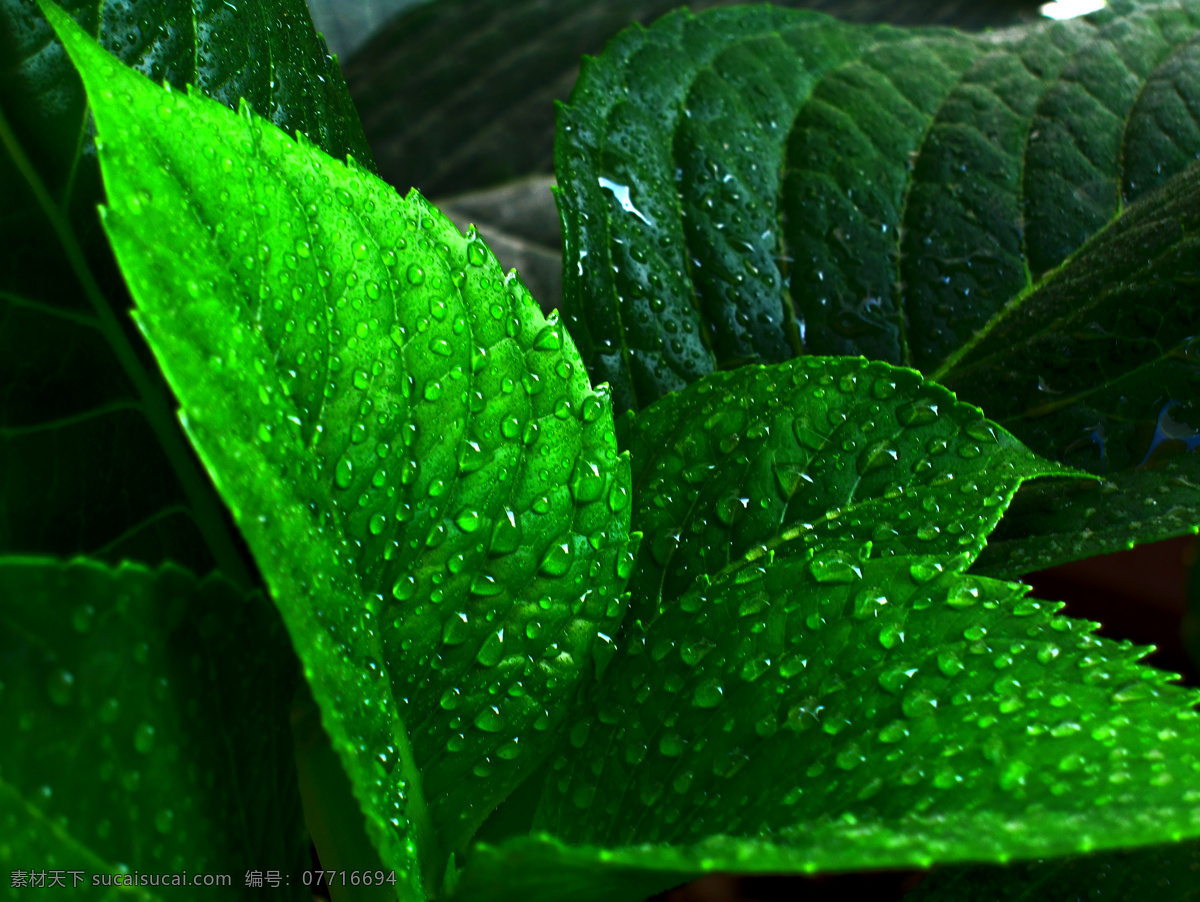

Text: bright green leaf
xmin=491 ymin=358 xmax=1200 ymax=888
xmin=0 ymin=556 xmax=306 ymax=899
xmin=42 ymin=3 xmax=634 ymax=892
xmin=556 ymin=0 xmax=1200 ymax=574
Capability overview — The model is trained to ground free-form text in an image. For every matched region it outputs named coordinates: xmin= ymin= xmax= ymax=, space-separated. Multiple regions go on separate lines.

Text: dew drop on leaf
xmin=46 ymin=669 xmax=75 ymax=707
xmin=133 ymin=722 xmax=156 ymax=754
xmin=809 ymin=552 xmax=861 ymax=584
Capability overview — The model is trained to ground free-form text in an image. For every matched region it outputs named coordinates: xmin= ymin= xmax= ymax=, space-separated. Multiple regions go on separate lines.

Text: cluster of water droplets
xmin=188 ymin=116 xmax=644 ymax=842
xmin=534 ymin=355 xmax=1200 ymax=851
xmin=0 ymin=561 xmax=312 ymax=877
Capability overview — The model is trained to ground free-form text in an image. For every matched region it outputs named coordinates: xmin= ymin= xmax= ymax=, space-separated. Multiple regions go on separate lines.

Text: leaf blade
xmin=556 ymin=0 xmax=1200 ymax=572
xmin=44 ymin=3 xmax=635 ymax=886
xmin=0 ymin=556 xmax=306 ymax=899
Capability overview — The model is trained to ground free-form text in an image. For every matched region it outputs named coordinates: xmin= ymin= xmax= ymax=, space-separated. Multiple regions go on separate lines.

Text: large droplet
xmin=133 ymin=722 xmax=156 ymax=754
xmin=809 ymin=552 xmax=861 ymax=584
xmin=897 ymin=398 xmax=939 ymax=427
xmin=46 ymin=669 xmax=75 ymax=707
xmin=691 ymin=681 xmax=724 ymax=708
xmin=476 ymin=630 xmax=505 ymax=667
xmin=474 ymin=707 xmax=504 ymax=732
xmin=489 ymin=510 xmax=521 ymax=555
xmin=570 ymin=459 xmax=605 ymax=503
xmin=443 ymin=613 xmax=470 ymax=645
xmin=539 ymin=539 xmax=573 ymax=576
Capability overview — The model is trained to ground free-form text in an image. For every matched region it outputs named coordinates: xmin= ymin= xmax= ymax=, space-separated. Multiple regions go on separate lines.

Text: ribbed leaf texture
xmin=556 ymin=0 xmax=1200 ymax=576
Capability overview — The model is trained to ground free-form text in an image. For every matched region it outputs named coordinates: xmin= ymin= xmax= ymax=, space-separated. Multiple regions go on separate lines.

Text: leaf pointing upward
xmin=43 ymin=2 xmax=636 ymax=894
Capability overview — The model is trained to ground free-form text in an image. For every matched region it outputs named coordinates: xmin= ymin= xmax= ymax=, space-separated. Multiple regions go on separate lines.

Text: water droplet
xmin=406 ymin=264 xmax=425 ymax=285
xmin=533 ymin=326 xmax=562 ymax=351
xmin=392 ymin=575 xmax=417 ymax=601
xmin=909 ymin=560 xmax=942 ymax=584
xmin=443 ymin=612 xmax=470 ymax=645
xmin=659 ymin=733 xmax=685 ymax=757
xmin=858 ymin=440 xmax=899 ymax=474
xmin=569 ymin=721 xmax=591 ymax=748
xmin=897 ymin=398 xmax=939 ymax=426
xmin=489 ymin=510 xmax=521 ymax=555
xmin=570 ymin=460 xmax=605 ymax=503
xmin=853 ymin=591 xmax=887 ymax=620
xmin=692 ymin=681 xmax=724 ymax=708
xmin=334 ymin=457 xmax=354 ymax=489
xmin=902 ymin=688 xmax=938 ymax=718
xmin=133 ymin=722 xmax=156 ymax=754
xmin=155 ymin=808 xmax=174 ymax=834
xmin=879 ymin=719 xmax=909 ymax=743
xmin=474 ymin=707 xmax=504 ymax=732
xmin=476 ymin=630 xmax=505 ymax=667
xmin=937 ymin=650 xmax=964 ymax=676
xmin=72 ymin=605 xmax=95 ymax=633
xmin=607 ymin=484 xmax=630 ymax=512
xmin=836 ymin=743 xmax=866 ymax=770
xmin=46 ymin=669 xmax=75 ymax=706
xmin=98 ymin=697 xmax=120 ymax=724
xmin=456 ymin=509 xmax=484 ymax=533
xmin=539 ymin=540 xmax=573 ymax=576
xmin=810 ymin=552 xmax=861 ymax=584
xmin=467 ymin=242 xmax=487 ymax=266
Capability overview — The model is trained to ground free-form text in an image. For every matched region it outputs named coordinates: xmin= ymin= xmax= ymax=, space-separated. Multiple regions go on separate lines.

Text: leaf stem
xmin=0 ymin=99 xmax=255 ymax=592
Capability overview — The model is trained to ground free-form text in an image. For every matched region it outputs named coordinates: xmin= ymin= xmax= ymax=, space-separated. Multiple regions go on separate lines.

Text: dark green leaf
xmin=45 ymin=4 xmax=635 ymax=891
xmin=343 ymin=0 xmax=1038 ymax=200
xmin=556 ymin=0 xmax=1200 ymax=573
xmin=0 ymin=0 xmax=371 ymax=577
xmin=940 ymin=162 xmax=1200 ymax=575
xmin=0 ymin=556 xmax=306 ymax=898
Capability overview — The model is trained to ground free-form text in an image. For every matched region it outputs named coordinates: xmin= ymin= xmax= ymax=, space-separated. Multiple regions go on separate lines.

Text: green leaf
xmin=556 ymin=0 xmax=1200 ymax=573
xmin=344 ymin=0 xmax=1040 ymax=199
xmin=0 ymin=556 xmax=306 ymax=898
xmin=940 ymin=161 xmax=1200 ymax=576
xmin=43 ymin=3 xmax=635 ymax=891
xmin=0 ymin=0 xmax=371 ymax=578
xmin=906 ymin=840 xmax=1200 ymax=901
xmin=466 ymin=357 xmax=1200 ymax=890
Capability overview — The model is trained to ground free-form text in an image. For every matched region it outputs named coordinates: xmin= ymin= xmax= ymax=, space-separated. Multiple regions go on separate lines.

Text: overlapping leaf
xmin=556 ymin=0 xmax=1200 ymax=574
xmin=444 ymin=357 xmax=1200 ymax=897
xmin=44 ymin=5 xmax=635 ymax=893
xmin=939 ymin=161 xmax=1200 ymax=576
xmin=0 ymin=557 xmax=306 ymax=899
xmin=343 ymin=0 xmax=1039 ymax=200
xmin=0 ymin=0 xmax=371 ymax=578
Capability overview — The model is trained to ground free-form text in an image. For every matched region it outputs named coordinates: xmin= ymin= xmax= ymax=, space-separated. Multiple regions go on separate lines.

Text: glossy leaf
xmin=556 ymin=0 xmax=1200 ymax=574
xmin=0 ymin=556 xmax=306 ymax=898
xmin=940 ymin=161 xmax=1200 ymax=576
xmin=0 ymin=0 xmax=371 ymax=578
xmin=45 ymin=3 xmax=634 ymax=892
xmin=505 ymin=358 xmax=1200 ymax=886
xmin=344 ymin=0 xmax=1039 ymax=199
